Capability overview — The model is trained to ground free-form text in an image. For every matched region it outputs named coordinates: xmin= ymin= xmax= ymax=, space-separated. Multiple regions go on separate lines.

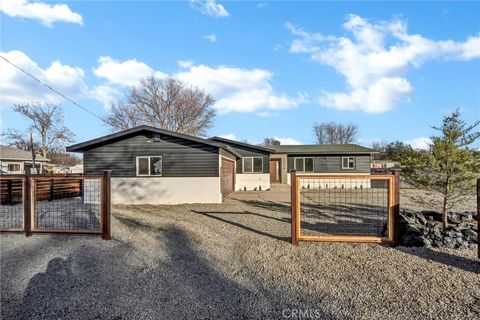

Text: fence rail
xmin=291 ymin=171 xmax=399 ymax=245
xmin=0 ymin=171 xmax=111 ymax=240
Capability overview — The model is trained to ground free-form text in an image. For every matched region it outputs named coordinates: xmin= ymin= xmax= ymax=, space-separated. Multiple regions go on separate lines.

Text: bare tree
xmin=2 ymin=103 xmax=74 ymax=157
xmin=261 ymin=138 xmax=281 ymax=146
xmin=103 ymin=76 xmax=216 ymax=136
xmin=313 ymin=122 xmax=358 ymax=144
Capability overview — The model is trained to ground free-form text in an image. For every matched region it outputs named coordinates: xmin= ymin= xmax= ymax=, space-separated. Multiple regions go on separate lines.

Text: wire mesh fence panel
xmin=0 ymin=177 xmax=24 ymax=230
xmin=299 ymin=177 xmax=389 ymax=237
xmin=33 ymin=177 xmax=102 ymax=232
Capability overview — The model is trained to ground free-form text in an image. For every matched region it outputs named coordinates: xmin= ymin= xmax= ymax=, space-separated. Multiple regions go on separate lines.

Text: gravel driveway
xmin=1 ymin=189 xmax=479 ymax=319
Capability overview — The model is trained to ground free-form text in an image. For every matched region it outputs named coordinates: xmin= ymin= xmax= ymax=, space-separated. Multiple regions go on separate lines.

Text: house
xmin=67 ymin=126 xmax=377 ymax=204
xmin=208 ymin=136 xmax=274 ymax=191
xmin=66 ymin=126 xmax=241 ymax=205
xmin=0 ymin=145 xmax=49 ymax=174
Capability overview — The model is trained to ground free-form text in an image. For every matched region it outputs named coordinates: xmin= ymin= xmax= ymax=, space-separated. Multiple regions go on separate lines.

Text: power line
xmin=0 ymin=54 xmax=103 ymax=121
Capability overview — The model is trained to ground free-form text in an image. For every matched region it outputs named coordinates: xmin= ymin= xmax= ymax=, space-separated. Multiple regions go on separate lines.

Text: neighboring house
xmin=66 ymin=126 xmax=240 ymax=205
xmin=371 ymin=160 xmax=397 ymax=170
xmin=0 ymin=145 xmax=49 ymax=174
xmin=67 ymin=126 xmax=377 ymax=204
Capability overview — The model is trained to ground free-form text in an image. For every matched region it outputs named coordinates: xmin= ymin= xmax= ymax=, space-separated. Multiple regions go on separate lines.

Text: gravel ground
xmin=1 ymin=189 xmax=479 ymax=319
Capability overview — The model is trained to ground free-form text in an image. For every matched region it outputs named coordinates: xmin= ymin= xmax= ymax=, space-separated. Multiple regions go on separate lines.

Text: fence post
xmin=24 ymin=173 xmax=32 ymax=237
xmin=477 ymin=178 xmax=479 ymax=259
xmin=101 ymin=170 xmax=112 ymax=240
xmin=391 ymin=169 xmax=401 ymax=246
xmin=291 ymin=170 xmax=299 ymax=245
xmin=49 ymin=179 xmax=54 ymax=201
xmin=7 ymin=180 xmax=13 ymax=205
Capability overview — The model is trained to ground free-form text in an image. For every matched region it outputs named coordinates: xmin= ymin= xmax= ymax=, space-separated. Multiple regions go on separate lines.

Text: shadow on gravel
xmin=4 ymin=215 xmax=336 ymax=319
xmin=192 ymin=210 xmax=290 ymax=242
xmin=396 ymin=247 xmax=480 ymax=274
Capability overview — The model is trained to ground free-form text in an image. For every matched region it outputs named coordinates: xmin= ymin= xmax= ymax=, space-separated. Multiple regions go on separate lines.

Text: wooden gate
xmin=291 ymin=171 xmax=399 ymax=245
xmin=220 ymin=158 xmax=235 ymax=199
xmin=0 ymin=171 xmax=111 ymax=239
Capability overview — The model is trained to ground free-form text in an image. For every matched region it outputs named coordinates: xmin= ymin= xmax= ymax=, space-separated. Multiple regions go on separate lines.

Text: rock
xmin=402 ymin=226 xmax=428 ymax=247
xmin=421 ymin=210 xmax=442 ymax=221
xmin=416 ymin=213 xmax=428 ymax=225
xmin=461 ymin=229 xmax=478 ymax=243
xmin=443 ymin=237 xmax=456 ymax=249
xmin=458 ymin=212 xmax=473 ymax=221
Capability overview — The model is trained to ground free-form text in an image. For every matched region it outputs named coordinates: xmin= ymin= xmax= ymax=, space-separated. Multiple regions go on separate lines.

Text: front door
xmin=269 ymin=159 xmax=280 ymax=183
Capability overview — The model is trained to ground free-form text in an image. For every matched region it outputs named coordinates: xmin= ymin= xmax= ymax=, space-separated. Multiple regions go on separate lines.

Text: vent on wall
xmin=152 ymin=133 xmax=162 ymax=142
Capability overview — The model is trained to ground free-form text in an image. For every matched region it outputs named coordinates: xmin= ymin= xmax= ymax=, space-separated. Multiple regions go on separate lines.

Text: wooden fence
xmin=477 ymin=178 xmax=479 ymax=258
xmin=291 ymin=171 xmax=400 ymax=246
xmin=0 ymin=171 xmax=111 ymax=240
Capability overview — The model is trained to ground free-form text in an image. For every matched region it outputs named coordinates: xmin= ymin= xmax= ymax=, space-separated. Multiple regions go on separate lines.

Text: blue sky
xmin=1 ymin=0 xmax=479 ymax=149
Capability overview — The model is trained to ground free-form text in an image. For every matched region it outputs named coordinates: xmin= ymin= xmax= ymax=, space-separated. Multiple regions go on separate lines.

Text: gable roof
xmin=0 ymin=145 xmax=49 ymax=162
xmin=66 ymin=125 xmax=242 ymax=158
xmin=269 ymin=144 xmax=377 ymax=155
xmin=208 ymin=136 xmax=275 ymax=153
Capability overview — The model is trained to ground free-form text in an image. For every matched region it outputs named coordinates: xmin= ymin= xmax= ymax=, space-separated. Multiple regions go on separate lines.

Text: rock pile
xmin=399 ymin=210 xmax=478 ymax=249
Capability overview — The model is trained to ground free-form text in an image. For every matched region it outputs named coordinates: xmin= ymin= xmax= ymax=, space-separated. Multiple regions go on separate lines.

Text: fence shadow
xmin=191 ymin=210 xmax=290 ymax=242
xmin=3 ymin=218 xmax=337 ymax=319
xmin=396 ymin=246 xmax=480 ymax=274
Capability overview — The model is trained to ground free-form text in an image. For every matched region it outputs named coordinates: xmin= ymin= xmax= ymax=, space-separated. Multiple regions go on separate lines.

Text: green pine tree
xmin=401 ymin=110 xmax=480 ymax=228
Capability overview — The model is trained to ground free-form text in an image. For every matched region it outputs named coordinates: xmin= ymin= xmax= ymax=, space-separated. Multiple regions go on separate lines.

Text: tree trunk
xmin=442 ymin=176 xmax=450 ymax=229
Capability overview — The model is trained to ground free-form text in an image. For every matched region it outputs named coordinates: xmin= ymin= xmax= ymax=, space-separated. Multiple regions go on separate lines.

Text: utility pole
xmin=30 ymin=131 xmax=36 ymax=174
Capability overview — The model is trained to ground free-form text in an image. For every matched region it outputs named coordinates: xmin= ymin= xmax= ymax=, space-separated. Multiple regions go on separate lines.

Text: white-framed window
xmin=136 ymin=156 xmax=163 ymax=176
xmin=342 ymin=157 xmax=355 ymax=169
xmin=243 ymin=157 xmax=263 ymax=173
xmin=7 ymin=164 xmax=20 ymax=172
xmin=294 ymin=157 xmax=314 ymax=172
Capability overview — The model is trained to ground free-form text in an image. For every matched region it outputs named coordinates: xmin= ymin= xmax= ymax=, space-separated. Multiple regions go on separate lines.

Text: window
xmin=243 ymin=157 xmax=263 ymax=173
xmin=342 ymin=157 xmax=355 ymax=169
xmin=294 ymin=157 xmax=314 ymax=172
xmin=8 ymin=164 xmax=20 ymax=171
xmin=136 ymin=156 xmax=162 ymax=176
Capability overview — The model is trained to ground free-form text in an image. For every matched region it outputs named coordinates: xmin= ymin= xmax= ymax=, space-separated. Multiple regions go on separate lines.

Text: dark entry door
xmin=269 ymin=160 xmax=280 ymax=183
xmin=221 ymin=158 xmax=235 ymax=198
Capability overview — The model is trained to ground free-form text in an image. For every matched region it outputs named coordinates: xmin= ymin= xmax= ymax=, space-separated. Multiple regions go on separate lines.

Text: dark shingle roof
xmin=66 ymin=125 xmax=242 ymax=158
xmin=0 ymin=145 xmax=49 ymax=161
xmin=269 ymin=144 xmax=377 ymax=155
xmin=208 ymin=136 xmax=275 ymax=153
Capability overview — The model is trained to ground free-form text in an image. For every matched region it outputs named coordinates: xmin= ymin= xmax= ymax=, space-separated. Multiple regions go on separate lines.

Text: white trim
xmin=341 ymin=156 xmax=356 ymax=170
xmin=135 ymin=156 xmax=163 ymax=176
xmin=242 ymin=156 xmax=263 ymax=174
xmin=294 ymin=157 xmax=314 ymax=173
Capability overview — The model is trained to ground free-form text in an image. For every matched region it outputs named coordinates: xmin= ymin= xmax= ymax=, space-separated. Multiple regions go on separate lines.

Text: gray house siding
xmin=83 ymin=132 xmax=220 ymax=177
xmin=223 ymin=145 xmax=270 ymax=174
xmin=287 ymin=155 xmax=371 ymax=174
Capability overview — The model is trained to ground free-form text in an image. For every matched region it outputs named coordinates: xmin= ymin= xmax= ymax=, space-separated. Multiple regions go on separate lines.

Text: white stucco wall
xmin=235 ymin=173 xmax=270 ymax=191
xmin=110 ymin=177 xmax=222 ymax=205
xmin=287 ymin=173 xmax=372 ymax=189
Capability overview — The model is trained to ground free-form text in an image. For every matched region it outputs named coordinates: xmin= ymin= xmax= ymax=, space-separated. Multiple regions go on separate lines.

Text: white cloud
xmin=93 ymin=56 xmax=167 ymax=87
xmin=90 ymin=85 xmax=119 ymax=109
xmin=219 ymin=133 xmax=236 ymax=140
xmin=0 ymin=50 xmax=86 ymax=107
xmin=91 ymin=57 xmax=303 ymax=114
xmin=274 ymin=137 xmax=302 ymax=145
xmin=203 ymin=34 xmax=217 ymax=42
xmin=405 ymin=137 xmax=432 ymax=150
xmin=178 ymin=60 xmax=194 ymax=69
xmin=287 ymin=15 xmax=480 ymax=113
xmin=189 ymin=0 xmax=229 ymax=17
xmin=176 ymin=64 xmax=306 ymax=113
xmin=0 ymin=0 xmax=83 ymax=27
